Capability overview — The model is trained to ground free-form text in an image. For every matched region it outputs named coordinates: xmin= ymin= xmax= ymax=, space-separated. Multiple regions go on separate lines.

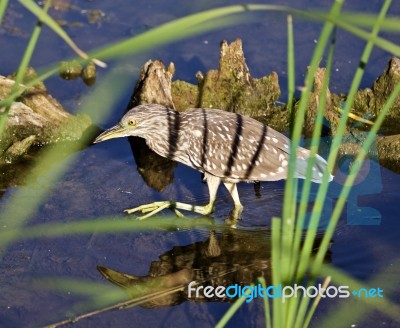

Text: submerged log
xmin=0 ymin=68 xmax=93 ymax=163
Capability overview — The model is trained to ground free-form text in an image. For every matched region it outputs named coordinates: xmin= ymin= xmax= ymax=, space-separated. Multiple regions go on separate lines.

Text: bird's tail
xmin=294 ymin=149 xmax=333 ymax=183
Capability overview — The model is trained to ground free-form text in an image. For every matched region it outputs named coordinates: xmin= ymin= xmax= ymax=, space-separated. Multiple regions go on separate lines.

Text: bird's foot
xmin=124 ymin=201 xmax=214 ymax=220
xmin=224 ymin=205 xmax=244 ymax=227
xmin=124 ymin=201 xmax=183 ymax=220
xmin=191 ymin=202 xmax=214 ymax=216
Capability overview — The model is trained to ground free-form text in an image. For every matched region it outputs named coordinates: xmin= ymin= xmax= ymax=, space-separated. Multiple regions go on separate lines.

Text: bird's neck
xmin=144 ymin=109 xmax=187 ymax=162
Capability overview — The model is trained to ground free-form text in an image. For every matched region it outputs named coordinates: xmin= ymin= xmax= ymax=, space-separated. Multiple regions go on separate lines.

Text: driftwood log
xmin=0 ymin=68 xmax=92 ymax=163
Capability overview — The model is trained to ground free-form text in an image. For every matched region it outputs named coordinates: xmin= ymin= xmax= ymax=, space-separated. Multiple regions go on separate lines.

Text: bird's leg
xmin=124 ymin=175 xmax=221 ymax=220
xmin=223 ymin=182 xmax=243 ymax=222
xmin=170 ymin=174 xmax=220 ymax=216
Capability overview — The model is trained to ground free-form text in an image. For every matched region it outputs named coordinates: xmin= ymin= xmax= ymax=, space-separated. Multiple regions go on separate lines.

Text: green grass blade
xmin=312 ymin=78 xmax=400 ymax=275
xmin=319 ymin=264 xmax=400 ymax=324
xmin=302 ymin=277 xmax=331 ymax=328
xmin=215 ymin=285 xmax=254 ymax=328
xmin=294 ymin=294 xmax=311 ymax=328
xmin=0 ymin=0 xmax=51 ymax=138
xmin=91 ymin=5 xmax=400 ymax=62
xmin=307 ymin=0 xmax=393 ymax=276
xmin=287 ymin=15 xmax=296 ymax=135
xmin=339 ymin=13 xmax=400 ymax=31
xmin=258 ymin=277 xmax=272 ymax=328
xmin=297 ymin=0 xmax=392 ymax=280
xmin=292 ymin=27 xmax=336 ymax=280
xmin=0 ymin=0 xmax=8 ymax=24
xmin=281 ymin=16 xmax=300 ymax=328
xmin=18 ymin=0 xmax=106 ymax=67
xmin=0 ymin=217 xmax=215 ymax=249
xmin=0 ymin=66 xmax=132 ymax=254
xmin=91 ymin=5 xmax=276 ymax=61
xmin=320 ymin=13 xmax=400 ymax=56
xmin=285 ymin=295 xmax=300 ymax=328
xmin=271 ymin=217 xmax=282 ymax=328
xmin=279 ymin=13 xmax=297 ymax=286
xmin=285 ymin=0 xmax=343 ymax=283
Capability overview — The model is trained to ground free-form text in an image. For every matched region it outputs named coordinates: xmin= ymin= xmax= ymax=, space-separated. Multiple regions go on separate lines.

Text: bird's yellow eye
xmin=128 ymin=119 xmax=136 ymax=126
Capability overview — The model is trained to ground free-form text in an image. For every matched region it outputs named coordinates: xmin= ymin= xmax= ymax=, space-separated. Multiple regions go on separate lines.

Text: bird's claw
xmin=124 ymin=201 xmax=184 ymax=220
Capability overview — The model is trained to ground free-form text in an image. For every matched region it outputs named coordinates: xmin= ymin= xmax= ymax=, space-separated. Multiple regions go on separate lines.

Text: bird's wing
xmin=185 ymin=110 xmax=292 ymax=182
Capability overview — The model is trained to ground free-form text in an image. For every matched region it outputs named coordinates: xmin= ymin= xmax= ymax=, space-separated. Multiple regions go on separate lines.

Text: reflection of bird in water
xmin=94 ymin=104 xmax=332 ymax=219
xmin=97 ymin=230 xmax=332 ymax=307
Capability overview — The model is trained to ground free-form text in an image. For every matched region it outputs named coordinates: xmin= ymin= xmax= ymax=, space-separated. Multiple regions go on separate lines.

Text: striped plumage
xmin=94 ymin=104 xmax=332 ymax=220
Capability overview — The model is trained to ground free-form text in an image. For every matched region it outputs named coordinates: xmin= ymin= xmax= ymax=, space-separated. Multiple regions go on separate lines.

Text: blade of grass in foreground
xmin=19 ymin=0 xmax=106 ymax=67
xmin=91 ymin=5 xmax=276 ymax=61
xmin=271 ymin=217 xmax=282 ymax=328
xmin=289 ymin=26 xmax=336 ymax=282
xmin=0 ymin=0 xmax=8 ymax=24
xmin=296 ymin=0 xmax=393 ymax=281
xmin=281 ymin=0 xmax=343 ymax=284
xmin=41 ymin=281 xmax=190 ymax=328
xmin=215 ymin=285 xmax=254 ymax=328
xmin=89 ymin=5 xmax=400 ymax=63
xmin=0 ymin=0 xmax=51 ymax=137
xmin=0 ymin=216 xmax=216 ymax=246
xmin=340 ymin=13 xmax=400 ymax=31
xmin=287 ymin=14 xmax=296 ymax=134
xmin=319 ymin=263 xmax=400 ymax=325
xmin=293 ymin=2 xmax=392 ymax=326
xmin=302 ymin=276 xmax=331 ymax=328
xmin=279 ymin=14 xmax=296 ymax=286
xmin=0 ymin=66 xmax=132 ymax=254
xmin=312 ymin=78 xmax=400 ymax=275
xmin=258 ymin=277 xmax=272 ymax=328
xmin=285 ymin=33 xmax=336 ymax=328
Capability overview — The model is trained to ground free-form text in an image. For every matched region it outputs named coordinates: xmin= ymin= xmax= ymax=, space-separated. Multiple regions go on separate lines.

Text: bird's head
xmin=93 ymin=104 xmax=171 ymax=143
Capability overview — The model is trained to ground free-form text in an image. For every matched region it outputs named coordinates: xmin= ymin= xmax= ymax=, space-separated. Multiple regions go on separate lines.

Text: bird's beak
xmin=93 ymin=124 xmax=127 ymax=143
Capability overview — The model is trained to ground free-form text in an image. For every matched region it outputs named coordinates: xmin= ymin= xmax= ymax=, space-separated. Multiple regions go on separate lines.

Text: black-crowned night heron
xmin=94 ymin=104 xmax=332 ymax=219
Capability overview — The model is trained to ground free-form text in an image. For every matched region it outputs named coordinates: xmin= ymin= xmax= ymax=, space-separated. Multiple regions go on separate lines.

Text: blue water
xmin=1 ymin=0 xmax=400 ymax=327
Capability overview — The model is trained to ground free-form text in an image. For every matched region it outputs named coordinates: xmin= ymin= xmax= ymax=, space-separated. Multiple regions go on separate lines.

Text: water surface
xmin=1 ymin=0 xmax=399 ymax=327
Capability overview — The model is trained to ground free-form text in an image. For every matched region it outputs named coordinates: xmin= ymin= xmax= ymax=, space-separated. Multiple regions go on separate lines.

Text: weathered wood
xmin=0 ymin=68 xmax=92 ymax=163
xmin=352 ymin=57 xmax=400 ymax=135
xmin=173 ymin=39 xmax=281 ymax=121
xmin=126 ymin=59 xmax=175 ymax=110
